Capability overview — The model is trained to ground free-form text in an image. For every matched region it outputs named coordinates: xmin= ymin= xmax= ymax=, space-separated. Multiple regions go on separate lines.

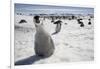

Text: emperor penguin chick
xmin=34 ymin=16 xmax=55 ymax=58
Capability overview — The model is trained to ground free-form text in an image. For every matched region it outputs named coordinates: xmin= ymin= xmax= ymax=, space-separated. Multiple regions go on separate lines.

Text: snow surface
xmin=14 ymin=15 xmax=94 ymax=65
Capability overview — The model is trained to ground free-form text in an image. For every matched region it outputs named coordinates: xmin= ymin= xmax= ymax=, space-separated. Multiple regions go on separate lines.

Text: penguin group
xmin=77 ymin=18 xmax=92 ymax=27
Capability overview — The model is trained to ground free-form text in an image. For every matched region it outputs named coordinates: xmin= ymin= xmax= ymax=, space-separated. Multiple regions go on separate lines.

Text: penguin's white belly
xmin=55 ymin=24 xmax=61 ymax=33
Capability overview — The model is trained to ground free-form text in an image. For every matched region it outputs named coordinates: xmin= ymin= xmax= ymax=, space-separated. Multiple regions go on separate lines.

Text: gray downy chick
xmin=33 ymin=16 xmax=55 ymax=58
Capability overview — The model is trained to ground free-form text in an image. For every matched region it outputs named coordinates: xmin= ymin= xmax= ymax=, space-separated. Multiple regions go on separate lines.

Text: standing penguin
xmin=88 ymin=19 xmax=91 ymax=25
xmin=77 ymin=19 xmax=84 ymax=27
xmin=52 ymin=20 xmax=62 ymax=35
xmin=33 ymin=16 xmax=55 ymax=58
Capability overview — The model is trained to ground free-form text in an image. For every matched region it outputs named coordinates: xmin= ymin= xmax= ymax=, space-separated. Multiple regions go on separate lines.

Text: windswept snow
xmin=14 ymin=15 xmax=94 ymax=65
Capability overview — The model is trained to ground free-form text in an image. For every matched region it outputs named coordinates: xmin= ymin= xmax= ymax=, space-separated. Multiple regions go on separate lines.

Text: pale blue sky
xmin=15 ymin=3 xmax=94 ymax=15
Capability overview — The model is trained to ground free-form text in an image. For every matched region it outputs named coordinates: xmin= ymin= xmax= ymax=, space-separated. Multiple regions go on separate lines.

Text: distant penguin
xmin=52 ymin=20 xmax=62 ymax=35
xmin=88 ymin=19 xmax=91 ymax=25
xmin=77 ymin=19 xmax=83 ymax=24
xmin=77 ymin=18 xmax=84 ymax=27
xmin=51 ymin=16 xmax=55 ymax=23
xmin=88 ymin=22 xmax=91 ymax=25
xmin=80 ymin=23 xmax=84 ymax=27
xmin=19 ymin=19 xmax=27 ymax=24
xmin=33 ymin=16 xmax=55 ymax=58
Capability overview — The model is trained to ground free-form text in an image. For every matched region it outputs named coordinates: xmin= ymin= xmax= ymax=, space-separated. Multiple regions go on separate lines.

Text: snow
xmin=14 ymin=15 xmax=94 ymax=65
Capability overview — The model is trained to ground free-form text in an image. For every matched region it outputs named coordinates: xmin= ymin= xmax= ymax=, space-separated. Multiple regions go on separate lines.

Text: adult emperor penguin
xmin=52 ymin=20 xmax=62 ymax=35
xmin=33 ymin=15 xmax=55 ymax=58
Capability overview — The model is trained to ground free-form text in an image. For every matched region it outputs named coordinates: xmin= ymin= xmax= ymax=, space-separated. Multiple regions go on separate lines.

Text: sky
xmin=15 ymin=3 xmax=94 ymax=15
